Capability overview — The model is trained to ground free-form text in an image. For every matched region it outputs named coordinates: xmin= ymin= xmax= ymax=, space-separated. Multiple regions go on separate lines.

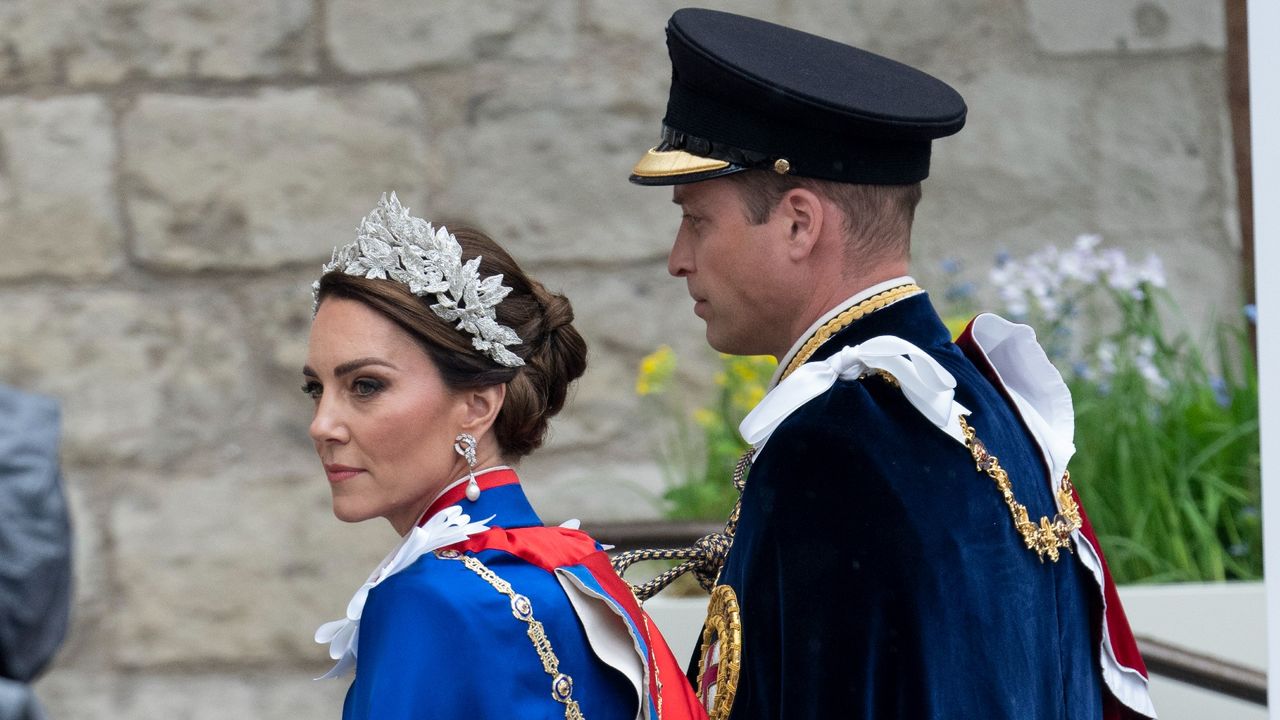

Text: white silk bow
xmin=739 ymin=335 xmax=971 ymax=453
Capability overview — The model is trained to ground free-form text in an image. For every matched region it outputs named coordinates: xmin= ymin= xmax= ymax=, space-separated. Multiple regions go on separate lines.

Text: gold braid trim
xmin=779 ymin=283 xmax=923 ymax=381
xmin=436 ymin=550 xmax=585 ymax=719
xmin=959 ymin=415 xmax=1082 ymax=562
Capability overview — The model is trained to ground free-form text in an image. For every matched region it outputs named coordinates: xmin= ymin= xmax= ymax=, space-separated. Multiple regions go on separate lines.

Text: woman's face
xmin=304 ymin=297 xmax=474 ymax=534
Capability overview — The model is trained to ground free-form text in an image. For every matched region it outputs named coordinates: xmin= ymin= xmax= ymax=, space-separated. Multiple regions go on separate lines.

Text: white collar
xmin=314 ymin=505 xmax=494 ymax=679
xmin=769 ymin=276 xmax=917 ymax=388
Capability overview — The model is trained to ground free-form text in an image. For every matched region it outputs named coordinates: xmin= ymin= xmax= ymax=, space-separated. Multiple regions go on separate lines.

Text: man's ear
xmin=458 ymin=383 xmax=506 ymax=436
xmin=776 ymin=187 xmax=825 ymax=262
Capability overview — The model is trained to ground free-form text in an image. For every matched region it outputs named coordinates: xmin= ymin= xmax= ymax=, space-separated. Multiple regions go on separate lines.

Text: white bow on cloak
xmin=739 ymin=335 xmax=971 ymax=454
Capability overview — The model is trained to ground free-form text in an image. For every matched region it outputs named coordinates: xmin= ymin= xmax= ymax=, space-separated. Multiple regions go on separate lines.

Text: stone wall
xmin=0 ymin=1 xmax=1237 ymax=717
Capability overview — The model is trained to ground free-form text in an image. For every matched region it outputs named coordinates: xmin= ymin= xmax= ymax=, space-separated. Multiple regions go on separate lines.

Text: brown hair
xmin=315 ymin=228 xmax=587 ymax=460
xmin=724 ymin=171 xmax=922 ymax=266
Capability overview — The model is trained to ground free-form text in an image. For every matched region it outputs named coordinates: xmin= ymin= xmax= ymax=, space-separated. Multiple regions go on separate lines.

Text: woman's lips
xmin=324 ymin=464 xmax=364 ymax=483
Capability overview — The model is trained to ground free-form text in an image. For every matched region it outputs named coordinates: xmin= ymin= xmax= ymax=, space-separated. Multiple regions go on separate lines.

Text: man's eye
xmin=301 ymin=381 xmax=322 ymax=399
xmin=352 ymin=378 xmax=383 ymax=397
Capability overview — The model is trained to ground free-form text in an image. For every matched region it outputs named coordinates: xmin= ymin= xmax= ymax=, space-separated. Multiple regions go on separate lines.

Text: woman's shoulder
xmin=363 ymin=531 xmax=594 ymax=618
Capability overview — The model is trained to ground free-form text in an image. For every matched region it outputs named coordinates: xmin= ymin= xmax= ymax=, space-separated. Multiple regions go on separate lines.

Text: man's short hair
xmin=724 ymin=171 xmax=922 ymax=264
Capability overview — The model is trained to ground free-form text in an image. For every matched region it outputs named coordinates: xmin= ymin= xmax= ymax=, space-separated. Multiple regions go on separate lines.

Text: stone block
xmin=520 ymin=448 xmax=671 ymax=523
xmin=54 ymin=468 xmax=112 ymax=661
xmin=233 ymin=272 xmax=333 ymax=464
xmin=327 ymin=0 xmax=575 ymax=73
xmin=0 ymin=95 xmax=123 ymax=280
xmin=111 ymin=468 xmax=394 ymax=667
xmin=122 ymin=86 xmax=429 ymax=271
xmin=0 ymin=290 xmax=250 ymax=468
xmin=584 ymin=0 xmax=780 ymax=40
xmin=432 ymin=88 xmax=677 ymax=264
xmin=1027 ymin=0 xmax=1225 ymax=55
xmin=918 ymin=64 xmax=1097 ymax=261
xmin=0 ymin=0 xmax=315 ymax=86
xmin=36 ymin=668 xmax=347 ymax=720
xmin=1091 ymin=59 xmax=1225 ymax=240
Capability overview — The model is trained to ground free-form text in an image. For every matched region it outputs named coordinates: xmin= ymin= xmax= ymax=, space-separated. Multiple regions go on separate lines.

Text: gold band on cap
xmin=631 ymin=147 xmax=731 ymax=178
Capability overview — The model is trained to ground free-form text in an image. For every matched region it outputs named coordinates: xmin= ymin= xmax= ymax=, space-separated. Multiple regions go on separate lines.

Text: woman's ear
xmin=776 ymin=187 xmax=825 ymax=262
xmin=458 ymin=383 xmax=506 ymax=437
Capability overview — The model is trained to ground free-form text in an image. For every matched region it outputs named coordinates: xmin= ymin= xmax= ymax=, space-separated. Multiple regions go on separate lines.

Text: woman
xmin=306 ymin=193 xmax=704 ymax=720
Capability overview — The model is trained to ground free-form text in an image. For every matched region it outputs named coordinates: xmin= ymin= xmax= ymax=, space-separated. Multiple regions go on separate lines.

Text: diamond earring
xmin=454 ymin=433 xmax=480 ymax=501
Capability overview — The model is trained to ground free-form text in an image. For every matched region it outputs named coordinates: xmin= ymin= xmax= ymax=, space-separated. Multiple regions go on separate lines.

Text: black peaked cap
xmin=630 ymin=9 xmax=967 ymax=186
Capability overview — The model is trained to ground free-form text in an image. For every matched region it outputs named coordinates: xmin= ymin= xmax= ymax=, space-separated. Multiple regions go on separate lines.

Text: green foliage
xmin=1065 ymin=317 xmax=1260 ymax=583
xmin=635 ymin=348 xmax=774 ymax=520
xmin=955 ymin=237 xmax=1261 ymax=584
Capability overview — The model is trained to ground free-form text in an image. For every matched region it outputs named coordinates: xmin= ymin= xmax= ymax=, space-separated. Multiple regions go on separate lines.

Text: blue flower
xmin=1228 ymin=543 xmax=1249 ymax=558
xmin=1210 ymin=377 xmax=1230 ymax=408
xmin=941 ymin=258 xmax=962 ymax=275
xmin=994 ymin=250 xmax=1011 ymax=267
xmin=1244 ymin=304 xmax=1257 ymax=325
xmin=945 ymin=281 xmax=976 ymax=302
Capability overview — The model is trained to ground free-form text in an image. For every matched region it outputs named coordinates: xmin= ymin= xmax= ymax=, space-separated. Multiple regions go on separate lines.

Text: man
xmin=627 ymin=9 xmax=1155 ymax=720
xmin=0 ymin=386 xmax=71 ymax=720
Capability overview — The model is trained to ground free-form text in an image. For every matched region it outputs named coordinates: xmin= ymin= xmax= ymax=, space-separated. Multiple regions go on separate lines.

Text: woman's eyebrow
xmin=302 ymin=358 xmax=399 ymax=378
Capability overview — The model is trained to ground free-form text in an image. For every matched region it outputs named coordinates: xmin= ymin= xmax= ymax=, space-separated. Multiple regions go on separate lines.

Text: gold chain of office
xmin=958 ymin=414 xmax=1082 ymax=562
xmin=437 ymin=550 xmax=585 ymax=719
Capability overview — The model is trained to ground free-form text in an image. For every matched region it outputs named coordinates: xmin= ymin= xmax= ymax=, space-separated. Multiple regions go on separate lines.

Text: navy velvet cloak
xmin=703 ymin=294 xmax=1106 ymax=719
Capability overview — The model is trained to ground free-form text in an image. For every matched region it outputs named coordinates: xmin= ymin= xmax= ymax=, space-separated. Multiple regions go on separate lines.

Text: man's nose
xmin=668 ymin=227 xmax=694 ymax=277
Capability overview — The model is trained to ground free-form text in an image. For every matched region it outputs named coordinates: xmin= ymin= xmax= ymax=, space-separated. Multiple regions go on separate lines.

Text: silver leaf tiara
xmin=313 ymin=192 xmax=525 ymax=368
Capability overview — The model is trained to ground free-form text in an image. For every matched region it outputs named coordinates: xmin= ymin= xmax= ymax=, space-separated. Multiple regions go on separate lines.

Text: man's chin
xmin=705 ymin=325 xmax=766 ymax=357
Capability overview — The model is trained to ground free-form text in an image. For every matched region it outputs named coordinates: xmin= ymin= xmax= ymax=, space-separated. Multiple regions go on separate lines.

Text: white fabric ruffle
xmin=313 ymin=506 xmax=492 ymax=679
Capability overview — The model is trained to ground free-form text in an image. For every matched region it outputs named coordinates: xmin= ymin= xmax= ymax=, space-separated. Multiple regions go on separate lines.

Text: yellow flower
xmin=943 ymin=314 xmax=973 ymax=341
xmin=635 ymin=345 xmax=677 ymax=396
xmin=693 ymin=408 xmax=718 ymax=428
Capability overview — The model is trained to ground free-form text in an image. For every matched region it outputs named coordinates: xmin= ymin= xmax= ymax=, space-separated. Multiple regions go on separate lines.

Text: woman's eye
xmin=352 ymin=378 xmax=383 ymax=397
xmin=301 ymin=381 xmax=322 ymax=399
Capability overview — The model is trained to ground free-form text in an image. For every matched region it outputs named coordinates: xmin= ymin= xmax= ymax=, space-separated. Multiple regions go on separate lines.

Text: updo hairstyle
xmin=314 ymin=227 xmax=587 ymax=460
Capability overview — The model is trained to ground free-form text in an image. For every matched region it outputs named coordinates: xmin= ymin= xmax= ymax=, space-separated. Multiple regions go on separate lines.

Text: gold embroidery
xmin=436 ymin=550 xmax=585 ymax=719
xmin=959 ymin=417 xmax=1082 ymax=562
xmin=642 ymin=613 xmax=663 ymax=720
xmin=696 ymin=585 xmax=742 ymax=720
xmin=779 ymin=283 xmax=924 ymax=381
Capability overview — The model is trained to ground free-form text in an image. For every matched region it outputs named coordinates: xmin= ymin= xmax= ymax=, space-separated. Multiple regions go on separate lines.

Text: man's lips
xmin=323 ymin=464 xmax=364 ymax=483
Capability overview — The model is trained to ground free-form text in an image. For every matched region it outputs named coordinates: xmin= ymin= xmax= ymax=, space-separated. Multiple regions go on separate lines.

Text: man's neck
xmin=776 ymin=264 xmax=911 ymax=359
xmin=770 ymin=274 xmax=918 ymax=388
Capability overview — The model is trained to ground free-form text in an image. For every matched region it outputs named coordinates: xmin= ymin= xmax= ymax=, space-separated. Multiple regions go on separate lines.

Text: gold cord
xmin=779 ymin=283 xmax=923 ymax=380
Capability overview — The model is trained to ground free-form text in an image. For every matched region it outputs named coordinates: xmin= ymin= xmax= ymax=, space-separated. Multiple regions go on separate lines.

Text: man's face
xmin=669 ymin=178 xmax=794 ymax=357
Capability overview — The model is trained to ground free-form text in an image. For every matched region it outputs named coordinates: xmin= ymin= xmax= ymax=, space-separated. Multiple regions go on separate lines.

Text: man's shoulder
xmin=768 ymin=368 xmax=930 ymax=447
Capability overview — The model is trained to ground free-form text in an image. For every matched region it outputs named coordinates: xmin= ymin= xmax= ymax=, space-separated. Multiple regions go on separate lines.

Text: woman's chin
xmin=331 ymin=498 xmax=374 ymax=524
